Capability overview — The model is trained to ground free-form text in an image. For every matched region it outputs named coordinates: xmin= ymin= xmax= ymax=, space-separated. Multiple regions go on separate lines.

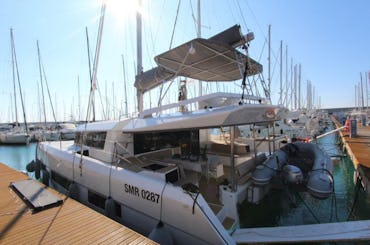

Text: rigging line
xmin=189 ymin=0 xmax=198 ymax=35
xmin=159 ymin=182 xmax=167 ymax=222
xmin=243 ymin=1 xmax=280 ymax=66
xmin=37 ymin=40 xmax=48 ymax=126
xmin=235 ymin=0 xmax=249 ymax=32
xmin=257 ymin=38 xmax=266 ymax=63
xmin=86 ymin=27 xmax=95 ymax=122
xmin=97 ymin=81 xmax=107 ymax=120
xmin=155 ymin=0 xmax=181 ymax=103
xmin=147 ymin=0 xmax=164 ymax=66
xmin=156 ymin=42 xmax=193 ymax=109
xmin=38 ymin=43 xmax=57 ymax=123
xmin=169 ymin=0 xmax=181 ymax=50
xmin=296 ymin=192 xmax=321 ymax=224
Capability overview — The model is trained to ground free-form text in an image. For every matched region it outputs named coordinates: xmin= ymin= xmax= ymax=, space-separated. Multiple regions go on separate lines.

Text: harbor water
xmin=239 ymin=127 xmax=370 ymax=228
xmin=1 ymin=130 xmax=370 ymax=231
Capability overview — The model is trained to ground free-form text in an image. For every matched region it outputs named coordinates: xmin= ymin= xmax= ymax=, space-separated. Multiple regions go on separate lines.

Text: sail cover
xmin=135 ymin=25 xmax=262 ymax=93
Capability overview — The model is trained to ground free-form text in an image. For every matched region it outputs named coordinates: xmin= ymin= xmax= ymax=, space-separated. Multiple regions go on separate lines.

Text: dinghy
xmin=252 ymin=142 xmax=333 ymax=200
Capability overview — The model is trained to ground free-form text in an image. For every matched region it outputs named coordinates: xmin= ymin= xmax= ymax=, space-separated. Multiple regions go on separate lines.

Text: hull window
xmin=88 ymin=190 xmax=106 ymax=210
xmin=115 ymin=202 xmax=122 ymax=218
xmin=51 ymin=171 xmax=71 ymax=190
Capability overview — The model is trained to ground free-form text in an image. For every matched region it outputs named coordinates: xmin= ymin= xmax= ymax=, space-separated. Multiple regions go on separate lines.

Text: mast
xmin=197 ymin=0 xmax=202 ymax=97
xmin=10 ymin=29 xmax=18 ymax=125
xmin=290 ymin=58 xmax=293 ymax=110
xmin=267 ymin=25 xmax=271 ymax=96
xmin=37 ymin=40 xmax=47 ymax=126
xmin=366 ymin=71 xmax=369 ymax=109
xmin=136 ymin=0 xmax=143 ymax=113
xmin=38 ymin=41 xmax=57 ymax=123
xmin=86 ymin=27 xmax=95 ymax=121
xmin=10 ymin=28 xmax=28 ymax=133
xmin=78 ymin=76 xmax=81 ymax=121
xmin=298 ymin=63 xmax=301 ymax=110
xmin=122 ymin=54 xmax=128 ymax=116
xmin=278 ymin=40 xmax=282 ymax=105
xmin=294 ymin=64 xmax=297 ymax=110
xmin=285 ymin=45 xmax=288 ymax=108
xmin=85 ymin=3 xmax=106 ymax=122
xmin=360 ymin=72 xmax=364 ymax=110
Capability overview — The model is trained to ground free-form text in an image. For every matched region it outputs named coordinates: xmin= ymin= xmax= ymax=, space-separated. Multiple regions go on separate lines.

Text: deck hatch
xmin=10 ymin=179 xmax=63 ymax=212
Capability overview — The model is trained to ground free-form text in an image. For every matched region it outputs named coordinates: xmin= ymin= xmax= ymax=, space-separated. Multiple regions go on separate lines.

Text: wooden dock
xmin=332 ymin=116 xmax=370 ymax=193
xmin=0 ymin=163 xmax=157 ymax=245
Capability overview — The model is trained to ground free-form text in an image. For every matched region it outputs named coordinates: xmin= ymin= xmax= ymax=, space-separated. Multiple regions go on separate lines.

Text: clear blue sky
xmin=0 ymin=0 xmax=369 ymax=123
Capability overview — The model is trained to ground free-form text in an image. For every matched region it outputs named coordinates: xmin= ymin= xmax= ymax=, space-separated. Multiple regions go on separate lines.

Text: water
xmin=1 ymin=132 xmax=370 ymax=230
xmin=239 ymin=127 xmax=370 ymax=228
xmin=0 ymin=142 xmax=37 ymax=178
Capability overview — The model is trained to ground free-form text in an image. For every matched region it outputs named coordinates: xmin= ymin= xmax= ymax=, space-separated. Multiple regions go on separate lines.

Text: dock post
xmin=350 ymin=119 xmax=357 ymax=138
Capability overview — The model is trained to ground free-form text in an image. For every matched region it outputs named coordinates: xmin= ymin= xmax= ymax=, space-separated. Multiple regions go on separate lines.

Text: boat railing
xmin=139 ymin=92 xmax=266 ymax=118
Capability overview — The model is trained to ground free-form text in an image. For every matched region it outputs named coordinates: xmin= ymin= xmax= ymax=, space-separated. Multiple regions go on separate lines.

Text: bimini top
xmin=135 ymin=25 xmax=262 ymax=93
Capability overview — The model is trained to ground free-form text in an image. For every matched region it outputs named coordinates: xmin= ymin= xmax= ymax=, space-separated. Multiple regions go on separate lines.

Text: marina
xmin=1 ymin=1 xmax=370 ymax=244
xmin=2 ymin=112 xmax=370 ymax=244
xmin=0 ymin=162 xmax=157 ymax=244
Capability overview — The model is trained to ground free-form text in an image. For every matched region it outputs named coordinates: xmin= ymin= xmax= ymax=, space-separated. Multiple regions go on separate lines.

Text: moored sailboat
xmin=30 ymin=23 xmax=286 ymax=244
xmin=0 ymin=29 xmax=30 ymax=145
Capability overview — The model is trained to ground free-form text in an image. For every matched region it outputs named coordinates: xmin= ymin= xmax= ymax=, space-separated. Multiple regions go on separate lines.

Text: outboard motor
xmin=282 ymin=165 xmax=303 ymax=184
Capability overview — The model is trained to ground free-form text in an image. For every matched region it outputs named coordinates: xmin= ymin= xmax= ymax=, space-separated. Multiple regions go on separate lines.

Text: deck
xmin=0 ymin=163 xmax=157 ymax=245
xmin=332 ymin=116 xmax=370 ymax=194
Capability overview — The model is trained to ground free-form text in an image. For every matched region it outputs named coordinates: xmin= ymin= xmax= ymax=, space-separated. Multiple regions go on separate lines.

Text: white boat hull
xmin=0 ymin=132 xmax=30 ymax=144
xmin=37 ymin=141 xmax=235 ymax=245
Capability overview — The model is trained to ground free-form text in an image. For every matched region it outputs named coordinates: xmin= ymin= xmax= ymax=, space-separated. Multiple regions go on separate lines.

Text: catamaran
xmin=30 ymin=25 xmax=286 ymax=244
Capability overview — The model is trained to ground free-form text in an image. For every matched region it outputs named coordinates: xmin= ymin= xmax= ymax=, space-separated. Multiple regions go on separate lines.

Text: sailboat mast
xmin=122 ymin=54 xmax=128 ymax=116
xmin=10 ymin=29 xmax=18 ymax=125
xmin=136 ymin=0 xmax=143 ymax=113
xmin=279 ymin=40 xmax=282 ymax=105
xmin=86 ymin=27 xmax=95 ymax=121
xmin=267 ymin=25 xmax=271 ymax=96
xmin=285 ymin=45 xmax=288 ymax=108
xmin=37 ymin=40 xmax=47 ymax=126
xmin=366 ymin=71 xmax=369 ymax=109
xmin=360 ymin=72 xmax=364 ymax=110
xmin=197 ymin=0 xmax=202 ymax=97
xmin=298 ymin=64 xmax=301 ymax=110
xmin=10 ymin=29 xmax=28 ymax=133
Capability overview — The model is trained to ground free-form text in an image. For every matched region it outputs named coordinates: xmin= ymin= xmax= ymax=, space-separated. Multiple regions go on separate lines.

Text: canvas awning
xmin=135 ymin=25 xmax=262 ymax=93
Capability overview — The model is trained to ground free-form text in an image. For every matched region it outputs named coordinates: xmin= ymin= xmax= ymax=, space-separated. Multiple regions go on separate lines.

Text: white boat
xmin=30 ymin=123 xmax=76 ymax=142
xmin=1 ymin=29 xmax=30 ymax=145
xmin=0 ymin=129 xmax=30 ymax=144
xmin=57 ymin=123 xmax=76 ymax=140
xmin=30 ymin=25 xmax=285 ymax=244
xmin=251 ymin=141 xmax=333 ymax=203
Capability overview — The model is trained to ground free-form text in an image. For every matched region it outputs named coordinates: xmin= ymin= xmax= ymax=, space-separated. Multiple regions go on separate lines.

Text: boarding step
xmin=209 ymin=202 xmax=236 ymax=231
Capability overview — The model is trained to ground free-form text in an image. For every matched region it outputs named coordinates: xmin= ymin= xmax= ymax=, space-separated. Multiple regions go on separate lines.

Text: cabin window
xmin=51 ymin=171 xmax=71 ymax=190
xmin=75 ymin=132 xmax=107 ymax=149
xmin=88 ymin=190 xmax=106 ymax=210
xmin=133 ymin=130 xmax=199 ymax=156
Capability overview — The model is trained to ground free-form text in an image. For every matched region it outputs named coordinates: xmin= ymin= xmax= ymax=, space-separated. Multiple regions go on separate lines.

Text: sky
xmin=0 ymin=0 xmax=369 ymax=123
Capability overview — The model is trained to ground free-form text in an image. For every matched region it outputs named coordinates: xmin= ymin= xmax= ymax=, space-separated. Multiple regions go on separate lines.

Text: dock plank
xmin=0 ymin=163 xmax=157 ymax=245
